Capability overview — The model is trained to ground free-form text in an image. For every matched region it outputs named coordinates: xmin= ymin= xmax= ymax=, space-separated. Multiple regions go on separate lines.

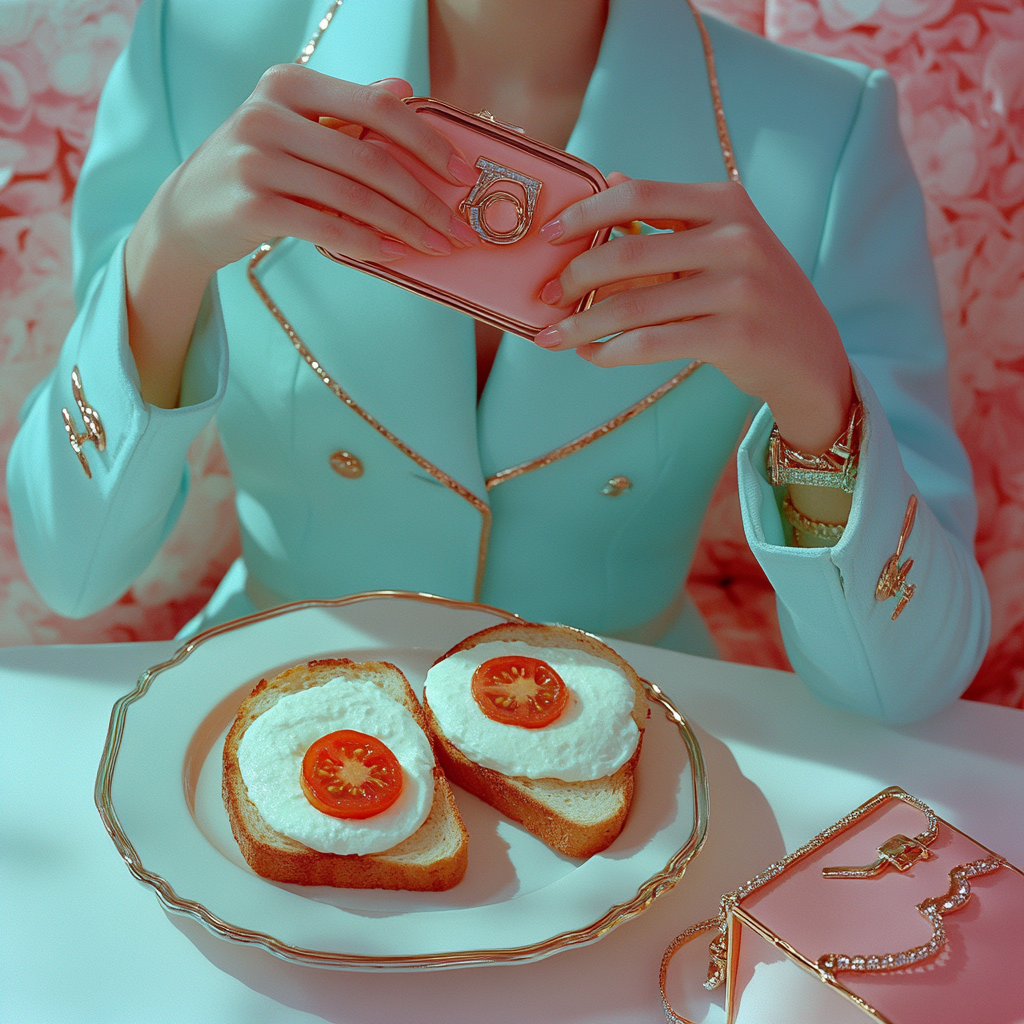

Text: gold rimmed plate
xmin=96 ymin=592 xmax=708 ymax=970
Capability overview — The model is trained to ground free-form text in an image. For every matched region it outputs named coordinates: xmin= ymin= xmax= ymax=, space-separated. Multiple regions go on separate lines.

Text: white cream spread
xmin=424 ymin=641 xmax=640 ymax=782
xmin=237 ymin=677 xmax=435 ymax=856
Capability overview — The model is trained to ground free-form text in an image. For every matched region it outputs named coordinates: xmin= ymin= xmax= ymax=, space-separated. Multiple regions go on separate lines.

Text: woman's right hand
xmin=156 ymin=66 xmax=480 ymax=271
xmin=125 ymin=67 xmax=480 ymax=407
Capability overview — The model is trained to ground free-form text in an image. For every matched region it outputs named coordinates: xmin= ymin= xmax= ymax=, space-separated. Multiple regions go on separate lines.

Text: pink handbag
xmin=661 ymin=787 xmax=1024 ymax=1024
xmin=317 ymin=97 xmax=611 ymax=340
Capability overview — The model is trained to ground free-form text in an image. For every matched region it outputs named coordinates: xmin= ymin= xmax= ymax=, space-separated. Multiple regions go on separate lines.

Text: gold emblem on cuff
xmin=875 ymin=494 xmax=918 ymax=620
xmin=61 ymin=366 xmax=106 ymax=479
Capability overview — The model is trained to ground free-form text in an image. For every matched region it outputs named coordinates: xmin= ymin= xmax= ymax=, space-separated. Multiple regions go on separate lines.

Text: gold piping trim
xmin=485 ymin=361 xmax=703 ymax=489
xmin=247 ymin=242 xmax=491 ymax=601
xmin=685 ymin=0 xmax=741 ymax=184
xmin=254 ymin=0 xmax=740 ymax=592
xmin=296 ymin=1 xmax=342 ymax=65
xmin=485 ymin=0 xmax=739 ymax=488
xmin=95 ymin=590 xmax=711 ymax=971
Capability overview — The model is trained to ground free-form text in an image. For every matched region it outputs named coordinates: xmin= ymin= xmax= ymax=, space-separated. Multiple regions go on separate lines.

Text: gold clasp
xmin=875 ymin=494 xmax=918 ymax=619
xmin=61 ymin=365 xmax=106 ymax=479
xmin=822 ymin=833 xmax=933 ymax=879
xmin=472 ymin=109 xmax=526 ymax=134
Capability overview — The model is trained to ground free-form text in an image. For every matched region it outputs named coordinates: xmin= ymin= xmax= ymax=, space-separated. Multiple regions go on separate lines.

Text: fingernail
xmin=423 ymin=232 xmax=453 ymax=255
xmin=533 ymin=326 xmax=562 ymax=349
xmin=539 ymin=219 xmax=563 ymax=242
xmin=449 ymin=154 xmax=479 ymax=186
xmin=449 ymin=216 xmax=480 ymax=246
xmin=540 ymin=279 xmax=562 ymax=305
xmin=379 ymin=239 xmax=408 ymax=261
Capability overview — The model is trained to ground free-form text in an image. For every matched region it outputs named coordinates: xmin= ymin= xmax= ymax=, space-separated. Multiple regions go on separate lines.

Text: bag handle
xmin=659 ymin=917 xmax=721 ymax=1024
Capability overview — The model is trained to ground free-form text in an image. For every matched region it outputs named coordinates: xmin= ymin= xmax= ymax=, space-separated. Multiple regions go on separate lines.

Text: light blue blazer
xmin=7 ymin=0 xmax=990 ymax=722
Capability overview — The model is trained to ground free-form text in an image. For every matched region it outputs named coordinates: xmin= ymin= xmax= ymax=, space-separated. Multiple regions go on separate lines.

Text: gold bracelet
xmin=782 ymin=494 xmax=847 ymax=542
xmin=767 ymin=401 xmax=862 ymax=493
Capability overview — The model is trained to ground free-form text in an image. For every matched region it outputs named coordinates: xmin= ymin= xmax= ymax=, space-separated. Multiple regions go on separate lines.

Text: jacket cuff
xmin=736 ymin=364 xmax=988 ymax=721
xmin=8 ymin=237 xmax=229 ymax=616
xmin=19 ymin=236 xmax=228 ymax=479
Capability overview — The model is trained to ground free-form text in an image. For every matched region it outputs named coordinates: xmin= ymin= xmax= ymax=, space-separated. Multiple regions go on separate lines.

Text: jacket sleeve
xmin=6 ymin=0 xmax=229 ymax=619
xmin=735 ymin=68 xmax=990 ymax=723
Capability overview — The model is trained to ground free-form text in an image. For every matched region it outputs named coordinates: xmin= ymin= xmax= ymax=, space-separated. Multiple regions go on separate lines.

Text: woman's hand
xmin=148 ymin=66 xmax=480 ymax=272
xmin=533 ymin=174 xmax=854 ymax=455
xmin=126 ymin=68 xmax=479 ymax=407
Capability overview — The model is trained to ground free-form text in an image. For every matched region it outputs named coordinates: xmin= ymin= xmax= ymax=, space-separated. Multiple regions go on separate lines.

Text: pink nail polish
xmin=449 ymin=154 xmax=479 ymax=186
xmin=423 ymin=233 xmax=453 ymax=256
xmin=533 ymin=326 xmax=562 ymax=349
xmin=449 ymin=216 xmax=480 ymax=246
xmin=379 ymin=239 xmax=407 ymax=261
xmin=539 ymin=219 xmax=563 ymax=242
xmin=540 ymin=279 xmax=562 ymax=305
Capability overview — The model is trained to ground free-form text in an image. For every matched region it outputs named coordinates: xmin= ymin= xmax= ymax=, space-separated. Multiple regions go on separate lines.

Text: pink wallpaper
xmin=1 ymin=0 xmax=1021 ymax=707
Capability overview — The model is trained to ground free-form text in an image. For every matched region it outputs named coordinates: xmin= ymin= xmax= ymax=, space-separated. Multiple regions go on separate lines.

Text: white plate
xmin=96 ymin=592 xmax=708 ymax=970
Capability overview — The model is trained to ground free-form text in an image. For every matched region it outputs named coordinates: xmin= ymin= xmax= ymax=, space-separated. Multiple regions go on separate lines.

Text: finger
xmin=534 ymin=273 xmax=722 ymax=350
xmin=317 ymin=80 xmax=411 ymax=135
xmin=370 ymin=78 xmax=414 ymax=99
xmin=268 ymin=194 xmax=411 ymax=264
xmin=283 ymin=116 xmax=477 ymax=249
xmin=267 ymin=156 xmax=461 ymax=255
xmin=542 ymin=227 xmax=716 ymax=307
xmin=577 ymin=319 xmax=716 ymax=368
xmin=262 ymin=64 xmax=478 ymax=186
xmin=540 ymin=178 xmax=744 ymax=244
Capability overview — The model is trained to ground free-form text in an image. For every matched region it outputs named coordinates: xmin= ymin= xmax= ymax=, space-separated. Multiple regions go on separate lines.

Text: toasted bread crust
xmin=223 ymin=658 xmax=468 ymax=891
xmin=423 ymin=622 xmax=647 ymax=859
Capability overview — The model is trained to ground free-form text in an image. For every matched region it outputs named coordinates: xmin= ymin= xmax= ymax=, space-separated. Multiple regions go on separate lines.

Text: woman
xmin=6 ymin=0 xmax=989 ymax=721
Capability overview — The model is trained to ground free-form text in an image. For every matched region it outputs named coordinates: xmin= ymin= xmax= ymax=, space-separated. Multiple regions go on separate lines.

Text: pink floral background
xmin=2 ymin=0 xmax=1021 ymax=706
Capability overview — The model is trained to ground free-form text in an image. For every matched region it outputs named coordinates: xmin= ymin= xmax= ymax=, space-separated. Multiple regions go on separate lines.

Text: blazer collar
xmin=481 ymin=0 xmax=729 ymax=473
xmin=265 ymin=0 xmax=727 ymax=491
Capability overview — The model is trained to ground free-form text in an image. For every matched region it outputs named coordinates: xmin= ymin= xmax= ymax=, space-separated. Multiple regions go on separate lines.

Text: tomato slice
xmin=300 ymin=730 xmax=404 ymax=819
xmin=471 ymin=656 xmax=569 ymax=728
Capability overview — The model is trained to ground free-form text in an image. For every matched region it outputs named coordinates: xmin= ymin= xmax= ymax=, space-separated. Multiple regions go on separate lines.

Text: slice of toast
xmin=223 ymin=658 xmax=468 ymax=890
xmin=422 ymin=622 xmax=647 ymax=859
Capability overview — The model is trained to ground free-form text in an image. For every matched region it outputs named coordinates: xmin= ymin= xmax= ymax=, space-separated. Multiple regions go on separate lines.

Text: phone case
xmin=317 ymin=98 xmax=611 ymax=340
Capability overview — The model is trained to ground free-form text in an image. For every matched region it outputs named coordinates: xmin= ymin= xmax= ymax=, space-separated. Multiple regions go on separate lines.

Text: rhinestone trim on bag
xmin=702 ymin=788 xmax=939 ymax=990
xmin=817 ymin=856 xmax=1006 ymax=978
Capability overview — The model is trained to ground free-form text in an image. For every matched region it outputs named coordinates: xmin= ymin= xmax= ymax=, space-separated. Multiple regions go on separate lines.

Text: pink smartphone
xmin=317 ymin=97 xmax=611 ymax=340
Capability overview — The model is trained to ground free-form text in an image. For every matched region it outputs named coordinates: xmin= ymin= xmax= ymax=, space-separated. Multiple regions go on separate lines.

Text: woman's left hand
xmin=535 ymin=174 xmax=854 ymax=454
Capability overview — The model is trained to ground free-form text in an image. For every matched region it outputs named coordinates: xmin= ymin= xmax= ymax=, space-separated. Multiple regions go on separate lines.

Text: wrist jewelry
xmin=782 ymin=494 xmax=846 ymax=543
xmin=767 ymin=400 xmax=862 ymax=493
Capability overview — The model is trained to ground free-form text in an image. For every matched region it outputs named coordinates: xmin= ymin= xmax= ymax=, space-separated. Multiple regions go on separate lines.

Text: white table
xmin=2 ymin=639 xmax=1022 ymax=1024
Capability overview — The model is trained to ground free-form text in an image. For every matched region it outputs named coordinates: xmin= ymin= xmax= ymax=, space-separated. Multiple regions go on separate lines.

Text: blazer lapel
xmin=479 ymin=0 xmax=728 ymax=475
xmin=261 ymin=0 xmax=488 ymax=503
xmin=269 ymin=0 xmax=730 ymax=489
